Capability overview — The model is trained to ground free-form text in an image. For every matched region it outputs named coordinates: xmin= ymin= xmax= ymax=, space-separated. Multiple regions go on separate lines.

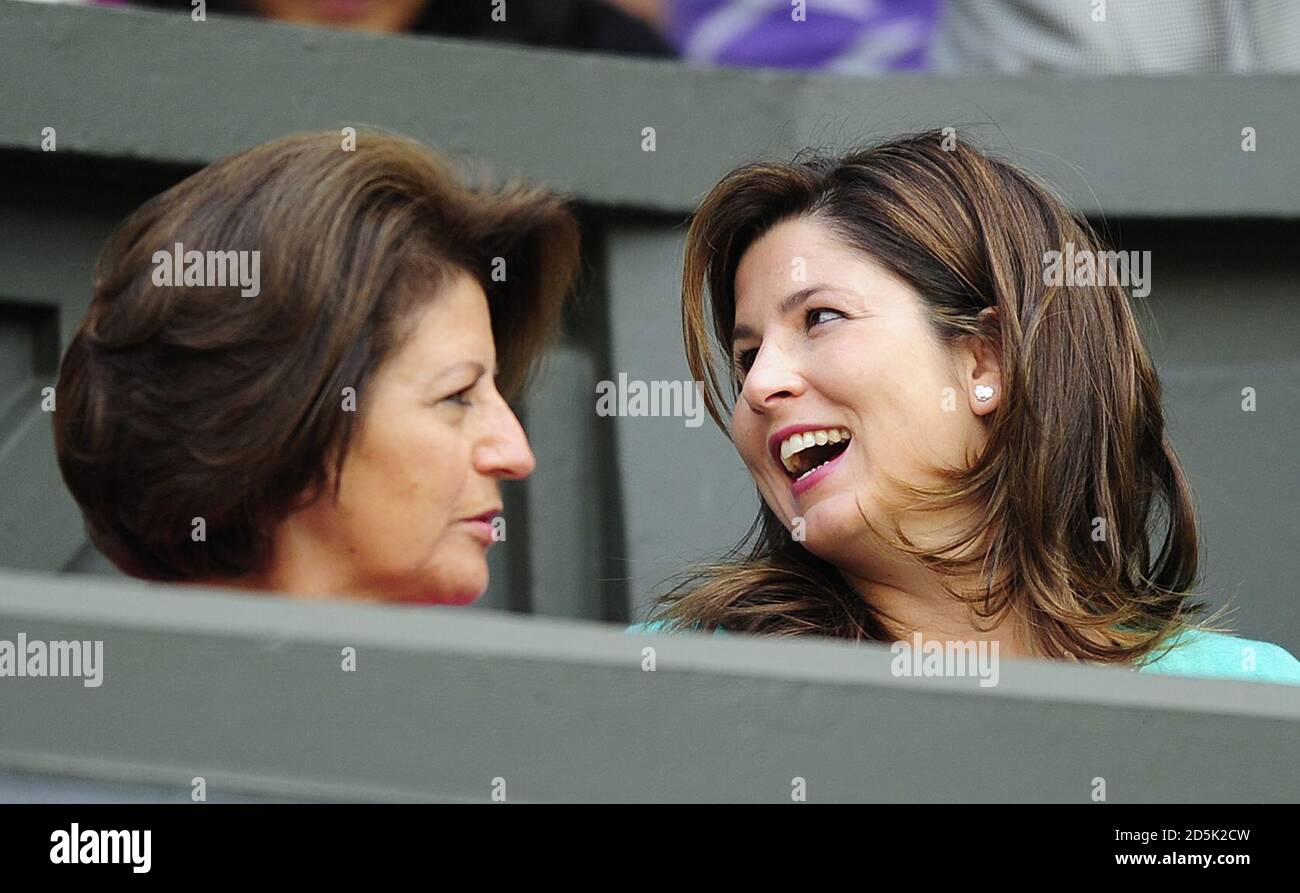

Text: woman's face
xmin=280 ymin=269 xmax=534 ymax=604
xmin=729 ymin=217 xmax=998 ymax=577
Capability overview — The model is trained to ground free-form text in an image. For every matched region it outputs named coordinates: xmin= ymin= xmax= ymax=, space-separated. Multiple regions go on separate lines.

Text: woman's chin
xmin=788 ymin=496 xmax=860 ymax=543
xmin=398 ymin=553 xmax=492 ymax=605
xmin=400 ymin=585 xmax=485 ymax=607
xmin=382 ymin=565 xmax=490 ymax=606
xmin=428 ymin=590 xmax=484 ymax=606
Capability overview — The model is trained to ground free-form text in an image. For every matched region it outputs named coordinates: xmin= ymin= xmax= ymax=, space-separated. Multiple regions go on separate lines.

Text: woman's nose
xmin=475 ymin=395 xmax=537 ymax=480
xmin=740 ymin=343 xmax=806 ymax=414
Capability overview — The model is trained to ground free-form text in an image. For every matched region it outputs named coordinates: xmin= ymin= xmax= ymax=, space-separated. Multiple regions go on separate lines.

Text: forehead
xmin=733 ymin=217 xmax=899 ymax=322
xmin=736 ymin=217 xmax=836 ymax=287
xmin=389 ymin=270 xmax=495 ymax=375
xmin=408 ymin=270 xmax=492 ymax=342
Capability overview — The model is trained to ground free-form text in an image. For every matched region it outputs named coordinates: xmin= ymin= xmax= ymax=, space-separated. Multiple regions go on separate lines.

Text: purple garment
xmin=669 ymin=0 xmax=940 ymax=72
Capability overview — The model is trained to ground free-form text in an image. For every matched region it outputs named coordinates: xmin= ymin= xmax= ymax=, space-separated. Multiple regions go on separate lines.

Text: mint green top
xmin=627 ymin=621 xmax=1300 ymax=686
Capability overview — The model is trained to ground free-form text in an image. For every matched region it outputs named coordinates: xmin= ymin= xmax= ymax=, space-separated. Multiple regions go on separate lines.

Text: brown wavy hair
xmin=55 ymin=129 xmax=580 ymax=582
xmin=656 ymin=130 xmax=1224 ymax=665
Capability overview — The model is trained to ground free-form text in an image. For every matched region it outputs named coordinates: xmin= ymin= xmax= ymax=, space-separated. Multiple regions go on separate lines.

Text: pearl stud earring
xmin=974 ymin=384 xmax=995 ymax=403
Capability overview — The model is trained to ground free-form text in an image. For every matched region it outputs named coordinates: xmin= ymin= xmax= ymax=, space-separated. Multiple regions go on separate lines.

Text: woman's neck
xmin=842 ymin=568 xmax=1035 ymax=659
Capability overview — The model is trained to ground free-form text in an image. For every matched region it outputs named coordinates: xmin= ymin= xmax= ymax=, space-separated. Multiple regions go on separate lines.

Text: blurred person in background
xmin=127 ymin=0 xmax=676 ymax=57
xmin=588 ymin=0 xmax=1300 ymax=74
xmin=932 ymin=0 xmax=1300 ymax=73
xmin=657 ymin=0 xmax=940 ymax=72
xmin=75 ymin=0 xmax=1300 ymax=71
xmin=53 ymin=130 xmax=580 ymax=606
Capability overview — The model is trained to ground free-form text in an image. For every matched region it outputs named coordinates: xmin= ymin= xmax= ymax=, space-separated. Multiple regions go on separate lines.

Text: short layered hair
xmin=54 ymin=130 xmax=580 ymax=581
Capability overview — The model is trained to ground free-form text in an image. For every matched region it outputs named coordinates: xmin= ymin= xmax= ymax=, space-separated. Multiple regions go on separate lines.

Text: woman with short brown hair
xmin=54 ymin=129 xmax=579 ymax=604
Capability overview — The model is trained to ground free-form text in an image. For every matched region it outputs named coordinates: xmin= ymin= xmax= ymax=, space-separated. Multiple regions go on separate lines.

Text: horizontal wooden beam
xmin=2 ymin=3 xmax=1298 ymax=216
xmin=1 ymin=570 xmax=1296 ymax=802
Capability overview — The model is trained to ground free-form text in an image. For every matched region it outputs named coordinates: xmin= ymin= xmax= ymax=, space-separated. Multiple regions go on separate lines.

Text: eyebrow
xmin=731 ymin=285 xmax=834 ymax=344
xmin=436 ymin=360 xmax=490 ymax=383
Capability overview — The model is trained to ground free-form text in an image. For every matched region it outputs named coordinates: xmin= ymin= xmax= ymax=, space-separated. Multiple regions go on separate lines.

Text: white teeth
xmin=778 ymin=427 xmax=852 ymax=474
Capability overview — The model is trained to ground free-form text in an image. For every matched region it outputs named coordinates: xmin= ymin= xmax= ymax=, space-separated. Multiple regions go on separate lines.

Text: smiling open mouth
xmin=779 ymin=428 xmax=852 ymax=481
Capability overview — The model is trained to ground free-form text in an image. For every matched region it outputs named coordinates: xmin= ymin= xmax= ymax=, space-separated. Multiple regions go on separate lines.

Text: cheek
xmin=342 ymin=417 xmax=468 ymax=553
xmin=815 ymin=328 xmax=964 ymax=474
xmin=730 ymin=408 xmax=768 ymax=473
xmin=872 ymin=361 xmax=971 ymax=472
xmin=390 ymin=426 xmax=468 ymax=533
xmin=732 ymin=408 xmax=805 ymax=530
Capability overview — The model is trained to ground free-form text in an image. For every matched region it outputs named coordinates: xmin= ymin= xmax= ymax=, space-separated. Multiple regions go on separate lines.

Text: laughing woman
xmin=54 ymin=130 xmax=579 ymax=605
xmin=641 ymin=131 xmax=1299 ymax=684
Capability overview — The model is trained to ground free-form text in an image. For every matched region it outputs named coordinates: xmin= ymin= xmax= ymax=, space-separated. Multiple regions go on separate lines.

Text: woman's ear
xmin=967 ymin=306 xmax=1002 ymax=416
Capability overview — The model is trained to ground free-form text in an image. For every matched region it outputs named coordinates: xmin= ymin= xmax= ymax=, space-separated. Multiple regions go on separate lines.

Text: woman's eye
xmin=444 ymin=387 xmax=474 ymax=407
xmin=806 ymin=307 xmax=844 ymax=329
xmin=734 ymin=348 xmax=758 ymax=375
